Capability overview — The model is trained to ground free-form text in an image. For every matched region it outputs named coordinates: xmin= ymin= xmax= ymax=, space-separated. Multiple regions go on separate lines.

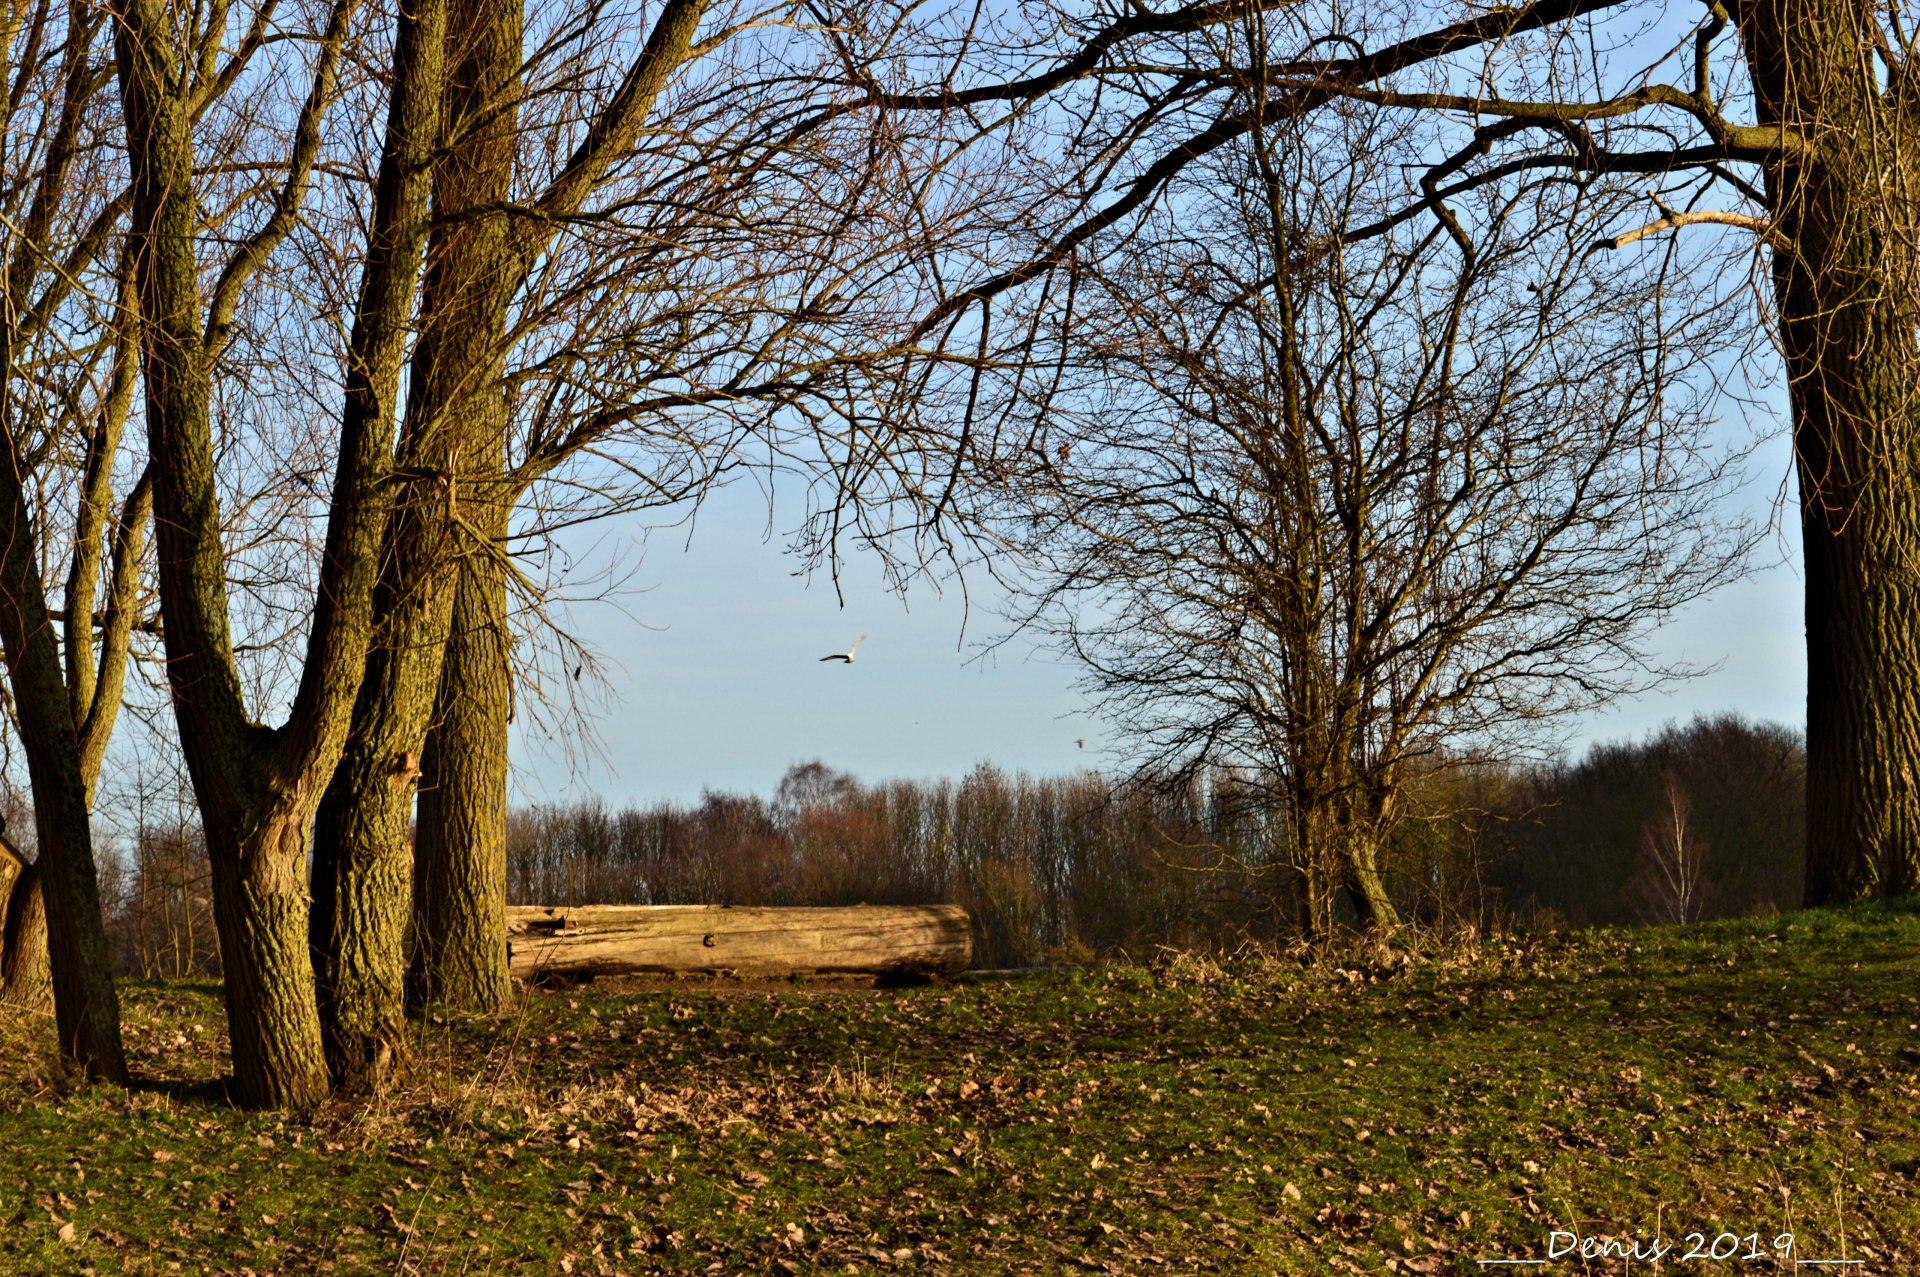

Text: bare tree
xmin=863 ymin=0 xmax=1920 ymax=907
xmin=0 ymin=0 xmax=161 ymax=1079
xmin=111 ymin=0 xmax=445 ymax=1106
xmin=991 ymin=85 xmax=1751 ymax=935
xmin=1631 ymin=773 xmax=1710 ymax=925
xmin=349 ymin=0 xmax=1004 ymax=1029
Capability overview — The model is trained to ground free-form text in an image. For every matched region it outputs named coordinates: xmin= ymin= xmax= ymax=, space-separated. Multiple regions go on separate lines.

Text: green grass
xmin=4 ymin=900 xmax=1919 ymax=1274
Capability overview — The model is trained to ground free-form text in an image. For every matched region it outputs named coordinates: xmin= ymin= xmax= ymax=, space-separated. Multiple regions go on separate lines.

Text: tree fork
xmin=115 ymin=0 xmax=442 ymax=1104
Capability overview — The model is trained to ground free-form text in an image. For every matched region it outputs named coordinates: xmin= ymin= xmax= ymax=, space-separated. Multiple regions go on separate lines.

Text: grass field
xmin=2 ymin=899 xmax=1918 ymax=1274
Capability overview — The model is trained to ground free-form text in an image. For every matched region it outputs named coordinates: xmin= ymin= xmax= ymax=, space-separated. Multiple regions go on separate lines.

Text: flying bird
xmin=820 ymin=635 xmax=865 ymax=664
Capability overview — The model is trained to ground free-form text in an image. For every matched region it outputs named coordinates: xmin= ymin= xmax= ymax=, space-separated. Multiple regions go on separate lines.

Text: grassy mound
xmin=3 ymin=900 xmax=1917 ymax=1273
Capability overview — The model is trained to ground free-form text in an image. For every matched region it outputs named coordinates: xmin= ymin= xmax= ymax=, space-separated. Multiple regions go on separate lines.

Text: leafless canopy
xmin=974 ymin=66 xmax=1755 ymax=929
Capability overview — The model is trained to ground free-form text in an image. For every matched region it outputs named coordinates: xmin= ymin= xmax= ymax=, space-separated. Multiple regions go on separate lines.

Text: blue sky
xmin=495 ymin=0 xmax=1816 ymax=812
xmin=511 ymin=433 xmax=1806 ymax=810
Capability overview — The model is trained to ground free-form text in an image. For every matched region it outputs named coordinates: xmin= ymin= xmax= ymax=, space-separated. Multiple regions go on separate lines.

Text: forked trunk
xmin=1293 ymin=790 xmax=1399 ymax=937
xmin=114 ymin=0 xmax=443 ymax=1107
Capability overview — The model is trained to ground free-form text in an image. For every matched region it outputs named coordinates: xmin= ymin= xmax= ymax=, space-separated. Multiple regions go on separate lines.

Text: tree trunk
xmin=1 ymin=857 xmax=49 ymax=1008
xmin=0 ymin=457 xmax=126 ymax=1078
xmin=319 ymin=0 xmax=522 ymax=1045
xmin=1343 ymin=833 xmax=1400 ymax=932
xmin=11 ymin=765 xmax=122 ymax=1072
xmin=200 ymin=803 xmax=329 ymax=1106
xmin=411 ymin=0 xmax=711 ymax=1008
xmin=398 ymin=0 xmax=521 ymax=1017
xmin=413 ymin=541 xmax=514 ymax=1011
xmin=311 ymin=680 xmax=427 ymax=1089
xmin=310 ymin=404 xmax=465 ymax=1088
xmin=1290 ymin=799 xmax=1342 ymax=941
xmin=1738 ymin=1 xmax=1920 ymax=903
xmin=1786 ymin=234 xmax=1920 ymax=901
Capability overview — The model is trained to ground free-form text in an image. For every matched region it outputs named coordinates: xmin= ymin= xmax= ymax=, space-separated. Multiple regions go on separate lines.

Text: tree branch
xmin=203 ymin=0 xmax=361 ymax=355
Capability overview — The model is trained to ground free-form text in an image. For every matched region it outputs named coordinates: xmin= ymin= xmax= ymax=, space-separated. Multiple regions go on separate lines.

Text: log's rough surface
xmin=505 ymin=904 xmax=972 ymax=980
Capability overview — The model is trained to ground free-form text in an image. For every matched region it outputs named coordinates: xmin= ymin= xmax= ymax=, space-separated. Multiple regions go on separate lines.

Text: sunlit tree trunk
xmin=317 ymin=0 xmax=522 ymax=1042
xmin=0 ymin=851 xmax=48 ymax=1008
xmin=414 ymin=536 xmax=515 ymax=1010
xmin=113 ymin=0 xmax=441 ymax=1105
xmin=1343 ymin=832 xmax=1399 ymax=932
xmin=1737 ymin=0 xmax=1920 ymax=903
xmin=409 ymin=0 xmax=708 ymax=1009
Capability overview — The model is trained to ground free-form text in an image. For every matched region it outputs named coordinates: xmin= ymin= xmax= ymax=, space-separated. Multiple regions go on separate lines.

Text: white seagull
xmin=820 ymin=635 xmax=866 ymax=664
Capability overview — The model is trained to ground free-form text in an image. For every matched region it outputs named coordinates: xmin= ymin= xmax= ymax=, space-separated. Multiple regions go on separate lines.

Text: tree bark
xmin=0 ymin=848 xmax=49 ymax=1008
xmin=317 ymin=0 xmax=522 ymax=1053
xmin=311 ymin=708 xmax=425 ymax=1088
xmin=414 ymin=536 xmax=515 ymax=1010
xmin=1736 ymin=0 xmax=1920 ymax=902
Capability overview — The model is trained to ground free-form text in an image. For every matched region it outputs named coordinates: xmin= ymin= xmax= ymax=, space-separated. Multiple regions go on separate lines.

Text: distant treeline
xmin=69 ymin=713 xmax=1804 ymax=975
xmin=506 ymin=762 xmax=1280 ymax=968
xmin=505 ymin=714 xmax=1806 ymax=967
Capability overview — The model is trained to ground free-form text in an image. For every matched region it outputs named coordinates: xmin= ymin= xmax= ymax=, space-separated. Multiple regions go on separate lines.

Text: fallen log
xmin=505 ymin=903 xmax=972 ymax=981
